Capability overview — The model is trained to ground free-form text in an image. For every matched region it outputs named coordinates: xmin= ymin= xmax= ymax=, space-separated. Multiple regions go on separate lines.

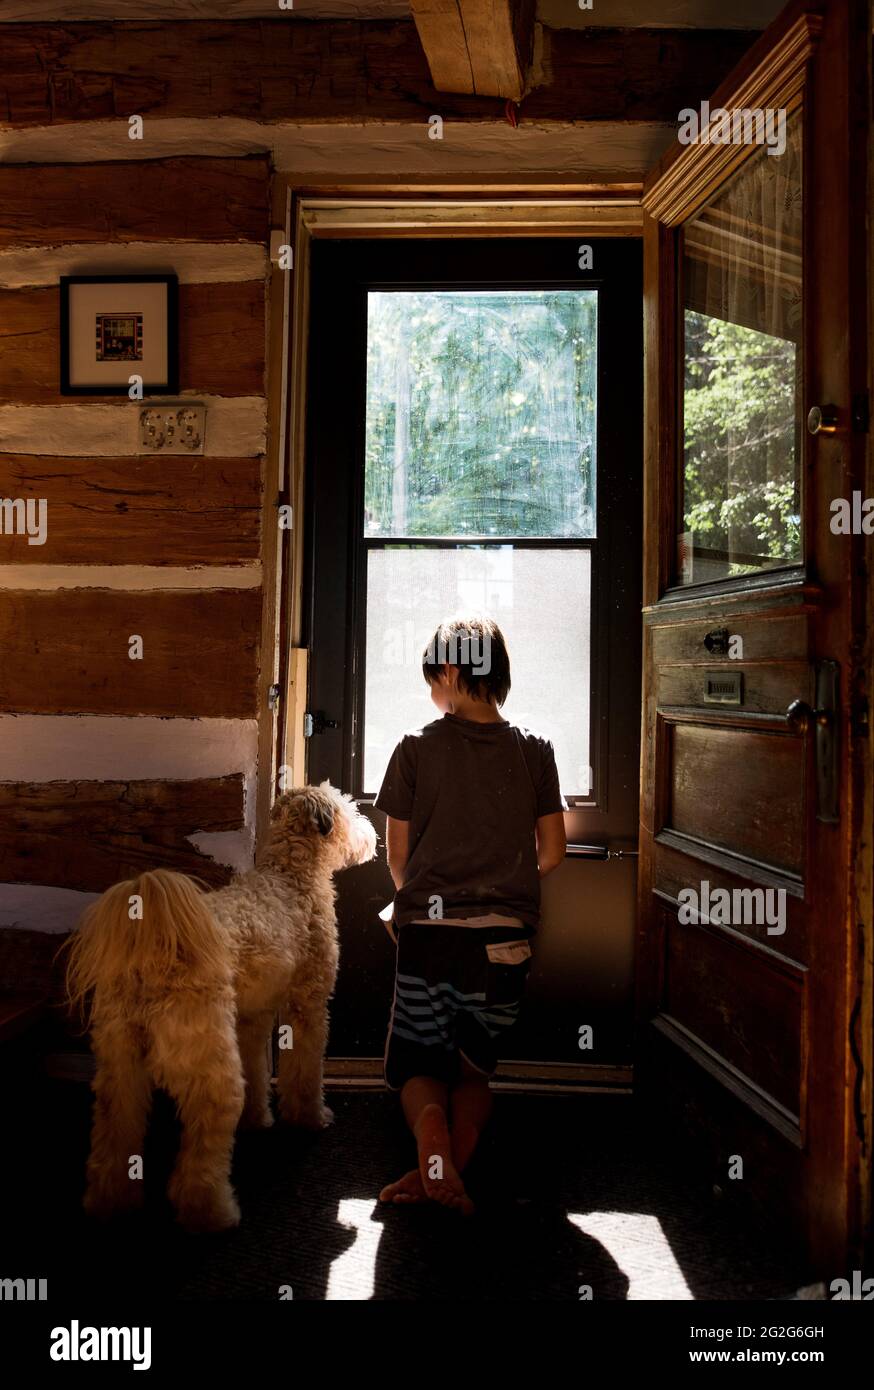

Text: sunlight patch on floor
xmin=325 ymin=1199 xmax=384 ymax=1300
xmin=568 ymin=1212 xmax=694 ymax=1300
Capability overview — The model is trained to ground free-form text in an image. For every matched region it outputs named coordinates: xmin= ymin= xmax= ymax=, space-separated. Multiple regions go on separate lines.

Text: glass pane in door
xmin=679 ymin=108 xmax=803 ymax=584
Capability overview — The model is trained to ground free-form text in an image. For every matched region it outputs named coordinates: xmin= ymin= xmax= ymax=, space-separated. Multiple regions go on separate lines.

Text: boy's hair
xmin=421 ymin=615 xmax=511 ymax=706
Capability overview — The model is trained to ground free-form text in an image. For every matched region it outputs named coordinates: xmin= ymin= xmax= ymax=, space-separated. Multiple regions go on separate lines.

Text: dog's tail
xmin=64 ymin=868 xmax=229 ymax=1024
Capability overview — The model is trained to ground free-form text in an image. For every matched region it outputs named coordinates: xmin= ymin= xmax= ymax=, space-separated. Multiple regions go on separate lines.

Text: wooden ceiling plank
xmin=462 ymin=0 xmax=534 ymax=101
xmin=408 ymin=0 xmax=474 ymax=96
xmin=411 ymin=0 xmax=536 ymax=101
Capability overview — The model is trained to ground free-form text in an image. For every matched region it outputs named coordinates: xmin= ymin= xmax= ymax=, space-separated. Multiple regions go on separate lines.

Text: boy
xmin=375 ymin=615 xmax=567 ymax=1214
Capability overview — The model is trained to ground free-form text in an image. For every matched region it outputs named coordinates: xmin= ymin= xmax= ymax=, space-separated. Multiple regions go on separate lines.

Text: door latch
xmin=304 ymin=710 xmax=339 ymax=737
xmin=786 ymin=660 xmax=839 ymax=823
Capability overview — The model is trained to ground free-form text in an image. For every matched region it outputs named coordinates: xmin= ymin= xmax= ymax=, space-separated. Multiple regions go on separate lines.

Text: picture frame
xmin=59 ymin=274 xmax=179 ymax=396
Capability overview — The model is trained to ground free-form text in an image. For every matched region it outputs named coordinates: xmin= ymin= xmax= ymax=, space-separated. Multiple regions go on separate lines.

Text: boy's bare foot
xmin=378 ymin=1169 xmax=426 ymax=1204
xmin=415 ymin=1103 xmax=474 ymax=1215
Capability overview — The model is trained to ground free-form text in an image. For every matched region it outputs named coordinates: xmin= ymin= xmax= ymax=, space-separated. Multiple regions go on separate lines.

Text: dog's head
xmin=269 ymin=783 xmax=377 ymax=870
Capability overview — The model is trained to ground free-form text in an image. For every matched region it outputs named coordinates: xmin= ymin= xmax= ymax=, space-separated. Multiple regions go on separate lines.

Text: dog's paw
xmin=83 ymin=1183 xmax=144 ymax=1222
xmin=239 ymin=1107 xmax=275 ymax=1132
xmin=82 ymin=1195 xmax=117 ymax=1223
xmin=277 ymin=1100 xmax=334 ymax=1130
xmin=176 ymin=1192 xmax=242 ymax=1235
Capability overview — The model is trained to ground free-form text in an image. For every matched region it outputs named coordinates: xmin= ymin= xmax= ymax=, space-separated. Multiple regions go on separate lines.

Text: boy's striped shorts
xmin=384 ymin=921 xmax=533 ymax=1090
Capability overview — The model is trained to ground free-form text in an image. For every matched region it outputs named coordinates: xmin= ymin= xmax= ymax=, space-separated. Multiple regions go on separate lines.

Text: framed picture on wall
xmin=60 ymin=274 xmax=179 ymax=395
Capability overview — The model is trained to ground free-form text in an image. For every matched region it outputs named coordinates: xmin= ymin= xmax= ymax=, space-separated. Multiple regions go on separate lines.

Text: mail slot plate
xmin=703 ymin=670 xmax=743 ymax=705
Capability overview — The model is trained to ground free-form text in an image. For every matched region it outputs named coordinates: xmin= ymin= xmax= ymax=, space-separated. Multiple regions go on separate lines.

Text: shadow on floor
xmin=2 ymin=1078 xmax=807 ymax=1301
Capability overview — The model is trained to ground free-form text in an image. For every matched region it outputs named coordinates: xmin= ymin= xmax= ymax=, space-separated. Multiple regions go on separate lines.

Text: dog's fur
xmin=64 ymin=783 xmax=377 ymax=1233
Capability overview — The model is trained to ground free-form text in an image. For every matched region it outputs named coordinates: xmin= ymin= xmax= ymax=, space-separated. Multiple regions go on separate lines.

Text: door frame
xmin=272 ymin=192 xmax=645 ymax=804
xmin=267 ymin=192 xmax=646 ymax=1088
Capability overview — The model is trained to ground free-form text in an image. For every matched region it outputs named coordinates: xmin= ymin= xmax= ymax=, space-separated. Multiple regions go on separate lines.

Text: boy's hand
xmin=379 ymin=901 xmax=399 ymax=944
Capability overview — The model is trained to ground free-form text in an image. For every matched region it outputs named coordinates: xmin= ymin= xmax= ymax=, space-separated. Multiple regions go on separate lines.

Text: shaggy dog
xmin=64 ymin=783 xmax=377 ymax=1233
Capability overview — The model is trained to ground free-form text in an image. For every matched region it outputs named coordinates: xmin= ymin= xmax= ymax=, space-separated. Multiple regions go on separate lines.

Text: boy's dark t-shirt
xmin=374 ymin=714 xmax=567 ymax=930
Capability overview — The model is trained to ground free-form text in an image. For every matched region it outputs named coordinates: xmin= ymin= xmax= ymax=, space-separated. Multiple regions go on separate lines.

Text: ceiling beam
xmin=0 ymin=2 xmax=409 ymax=15
xmin=409 ymin=0 xmax=536 ymax=101
xmin=0 ymin=20 xmax=756 ymax=128
xmin=0 ymin=121 xmax=675 ymax=184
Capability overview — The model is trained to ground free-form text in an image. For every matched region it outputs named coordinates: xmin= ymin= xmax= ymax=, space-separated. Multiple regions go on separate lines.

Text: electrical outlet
xmin=139 ymin=404 xmax=206 ymax=454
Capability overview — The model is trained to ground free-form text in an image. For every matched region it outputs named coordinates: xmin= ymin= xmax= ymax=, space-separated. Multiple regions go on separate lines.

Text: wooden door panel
xmin=662 ymin=912 xmax=804 ymax=1117
xmin=657 ymin=665 xmax=809 ymax=715
xmin=654 ymin=839 xmax=807 ymax=962
xmin=652 ymin=612 xmax=808 ymax=665
xmin=668 ymin=722 xmax=805 ymax=874
xmin=638 ymin=1025 xmax=807 ymax=1248
xmin=653 ymin=607 xmax=812 ymax=714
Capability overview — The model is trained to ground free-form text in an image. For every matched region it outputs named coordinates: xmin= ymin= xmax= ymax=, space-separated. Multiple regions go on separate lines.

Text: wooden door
xmin=637 ymin=0 xmax=870 ymax=1276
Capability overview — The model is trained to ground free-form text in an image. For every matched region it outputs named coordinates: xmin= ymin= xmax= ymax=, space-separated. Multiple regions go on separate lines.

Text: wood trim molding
xmin=642 ymin=12 xmax=822 ymax=227
xmin=651 ymin=1014 xmax=803 ymax=1145
xmin=642 ymin=213 xmax=677 ymax=606
xmin=323 ymin=1055 xmax=633 ymax=1091
xmin=654 ymin=831 xmax=805 ymax=899
xmin=642 ymin=574 xmax=821 ymax=621
xmin=297 ymin=197 xmax=644 ymax=237
xmin=275 ymin=194 xmax=313 ymax=801
xmin=47 ymin=1050 xmax=634 ymax=1093
xmin=254 ymin=175 xmax=290 ymax=853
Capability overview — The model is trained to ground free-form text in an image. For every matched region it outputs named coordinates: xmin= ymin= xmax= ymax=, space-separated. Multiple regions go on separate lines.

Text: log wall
xmin=0 ymin=154 xmax=271 ymax=937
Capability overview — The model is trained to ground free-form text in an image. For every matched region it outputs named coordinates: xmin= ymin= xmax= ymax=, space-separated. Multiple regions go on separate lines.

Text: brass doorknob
xmin=807 ymin=405 xmax=839 ymax=435
xmin=786 ymin=699 xmax=831 ymax=732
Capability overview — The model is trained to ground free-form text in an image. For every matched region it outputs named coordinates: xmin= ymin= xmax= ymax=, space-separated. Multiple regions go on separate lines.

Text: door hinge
xmin=852 ymin=391 xmax=870 ymax=434
xmin=267 ymin=683 xmax=281 ymax=713
xmin=304 ymin=710 xmax=339 ymax=738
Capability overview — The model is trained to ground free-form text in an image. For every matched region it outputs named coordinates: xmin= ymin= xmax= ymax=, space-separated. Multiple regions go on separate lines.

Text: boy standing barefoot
xmin=376 ymin=616 xmax=566 ymax=1214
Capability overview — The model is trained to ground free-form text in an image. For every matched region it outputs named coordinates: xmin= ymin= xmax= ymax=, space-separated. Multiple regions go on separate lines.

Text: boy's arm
xmin=536 ymin=811 xmax=566 ymax=877
xmin=386 ymin=815 xmax=411 ymax=890
xmin=374 ymin=733 xmax=416 ymax=893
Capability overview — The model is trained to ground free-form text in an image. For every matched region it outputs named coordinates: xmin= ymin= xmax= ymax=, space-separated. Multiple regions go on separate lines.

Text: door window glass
xmin=679 ymin=108 xmax=803 ymax=584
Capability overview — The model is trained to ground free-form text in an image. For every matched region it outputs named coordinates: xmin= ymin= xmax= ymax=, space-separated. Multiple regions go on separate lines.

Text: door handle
xmin=566 ymin=844 xmax=640 ymax=860
xmin=807 ymin=404 xmax=840 ymax=435
xmin=785 ymin=661 xmax=839 ymax=823
xmin=785 ymin=700 xmax=832 ymax=732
